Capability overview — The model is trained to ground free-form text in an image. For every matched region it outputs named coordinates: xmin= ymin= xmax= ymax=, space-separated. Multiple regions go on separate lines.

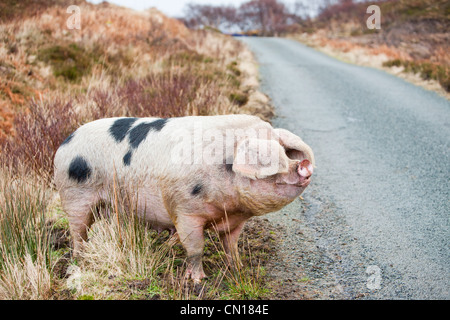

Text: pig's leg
xmin=175 ymin=214 xmax=207 ymax=283
xmin=62 ymin=190 xmax=98 ymax=257
xmin=67 ymin=205 xmax=94 ymax=257
xmin=220 ymin=221 xmax=246 ymax=268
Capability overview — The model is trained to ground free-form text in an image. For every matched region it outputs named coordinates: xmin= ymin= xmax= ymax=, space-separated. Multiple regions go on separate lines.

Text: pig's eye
xmin=285 ymin=149 xmax=304 ymax=161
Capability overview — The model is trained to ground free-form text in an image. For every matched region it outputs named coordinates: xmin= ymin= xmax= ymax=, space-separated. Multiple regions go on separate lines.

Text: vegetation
xmin=313 ymin=0 xmax=450 ymax=30
xmin=0 ymin=1 xmax=275 ymax=300
xmin=0 ymin=167 xmax=53 ymax=299
xmin=36 ymin=43 xmax=95 ymax=82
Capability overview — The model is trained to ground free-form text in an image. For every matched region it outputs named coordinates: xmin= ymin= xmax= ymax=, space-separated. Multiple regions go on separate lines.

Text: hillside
xmin=0 ymin=0 xmax=271 ymax=150
xmin=293 ymin=0 xmax=449 ymax=95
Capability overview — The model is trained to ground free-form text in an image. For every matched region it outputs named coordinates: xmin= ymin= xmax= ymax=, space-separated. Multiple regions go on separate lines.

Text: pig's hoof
xmin=185 ymin=269 xmax=207 ymax=283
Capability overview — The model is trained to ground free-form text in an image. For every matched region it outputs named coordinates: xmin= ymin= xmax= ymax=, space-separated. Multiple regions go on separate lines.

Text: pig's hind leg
xmin=61 ymin=188 xmax=99 ymax=258
xmin=175 ymin=214 xmax=208 ymax=283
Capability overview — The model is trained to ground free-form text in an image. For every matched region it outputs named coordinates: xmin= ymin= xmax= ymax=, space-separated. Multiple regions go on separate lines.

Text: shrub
xmin=1 ymin=99 xmax=79 ymax=183
xmin=229 ymin=92 xmax=249 ymax=106
xmin=115 ymin=71 xmax=220 ymax=117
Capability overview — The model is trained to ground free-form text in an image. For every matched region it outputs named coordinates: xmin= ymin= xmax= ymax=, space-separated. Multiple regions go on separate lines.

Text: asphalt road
xmin=240 ymin=37 xmax=450 ymax=299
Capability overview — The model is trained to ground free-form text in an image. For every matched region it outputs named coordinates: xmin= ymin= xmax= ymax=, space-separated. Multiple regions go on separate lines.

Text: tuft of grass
xmin=37 ymin=43 xmax=93 ymax=82
xmin=383 ymin=59 xmax=450 ymax=92
xmin=221 ymin=255 xmax=270 ymax=299
xmin=166 ymin=50 xmax=213 ymax=67
xmin=0 ymin=165 xmax=54 ymax=299
xmin=229 ymin=92 xmax=249 ymax=106
xmin=227 ymin=61 xmax=241 ymax=77
xmin=0 ymin=164 xmax=277 ymax=300
xmin=383 ymin=59 xmax=403 ymax=68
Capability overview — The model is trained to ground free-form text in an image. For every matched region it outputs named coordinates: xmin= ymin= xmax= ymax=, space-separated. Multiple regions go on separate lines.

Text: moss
xmin=166 ymin=50 xmax=210 ymax=67
xmin=37 ymin=43 xmax=93 ymax=82
xmin=229 ymin=92 xmax=249 ymax=106
xmin=382 ymin=59 xmax=402 ymax=67
xmin=227 ymin=61 xmax=241 ymax=77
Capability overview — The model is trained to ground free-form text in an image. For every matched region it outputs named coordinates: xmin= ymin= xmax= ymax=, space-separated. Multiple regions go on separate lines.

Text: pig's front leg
xmin=220 ymin=221 xmax=246 ymax=269
xmin=176 ymin=214 xmax=207 ymax=283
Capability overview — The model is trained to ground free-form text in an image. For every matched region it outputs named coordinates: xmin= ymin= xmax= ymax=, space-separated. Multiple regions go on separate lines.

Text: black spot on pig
xmin=149 ymin=118 xmax=168 ymax=131
xmin=123 ymin=150 xmax=132 ymax=166
xmin=109 ymin=117 xmax=137 ymax=143
xmin=191 ymin=184 xmax=203 ymax=196
xmin=128 ymin=122 xmax=153 ymax=149
xmin=60 ymin=132 xmax=75 ymax=146
xmin=68 ymin=156 xmax=91 ymax=183
xmin=128 ymin=118 xmax=168 ymax=149
xmin=225 ymin=163 xmax=233 ymax=173
xmin=224 ymin=157 xmax=234 ymax=173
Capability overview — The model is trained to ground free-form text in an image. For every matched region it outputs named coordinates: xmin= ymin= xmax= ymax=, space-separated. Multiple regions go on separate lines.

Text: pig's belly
xmin=137 ymin=193 xmax=174 ymax=231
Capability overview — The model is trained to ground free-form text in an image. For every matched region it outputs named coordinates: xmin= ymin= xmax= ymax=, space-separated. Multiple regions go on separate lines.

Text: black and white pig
xmin=54 ymin=114 xmax=315 ymax=282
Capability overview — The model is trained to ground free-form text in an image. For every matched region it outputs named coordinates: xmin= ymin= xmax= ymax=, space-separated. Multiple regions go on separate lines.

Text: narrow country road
xmin=240 ymin=37 xmax=450 ymax=299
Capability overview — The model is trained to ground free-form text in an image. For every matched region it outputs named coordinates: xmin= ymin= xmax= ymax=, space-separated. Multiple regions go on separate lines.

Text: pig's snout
xmin=298 ymin=159 xmax=313 ymax=178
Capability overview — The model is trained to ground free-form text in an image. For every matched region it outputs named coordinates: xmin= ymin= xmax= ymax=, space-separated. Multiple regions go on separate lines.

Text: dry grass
xmin=0 ymin=165 xmax=54 ymax=300
xmin=48 ymin=188 xmax=274 ymax=300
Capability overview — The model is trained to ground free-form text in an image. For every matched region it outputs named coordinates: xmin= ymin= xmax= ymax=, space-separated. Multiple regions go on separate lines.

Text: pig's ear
xmin=233 ymin=138 xmax=289 ymax=180
xmin=273 ymin=128 xmax=315 ymax=167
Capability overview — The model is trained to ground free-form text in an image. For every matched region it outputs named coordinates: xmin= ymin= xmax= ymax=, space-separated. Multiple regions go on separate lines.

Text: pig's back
xmin=54 ymin=117 xmax=162 ymax=189
xmin=54 ymin=115 xmax=271 ymax=190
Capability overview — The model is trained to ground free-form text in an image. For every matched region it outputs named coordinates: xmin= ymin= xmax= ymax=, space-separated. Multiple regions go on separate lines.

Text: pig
xmin=54 ymin=114 xmax=315 ymax=282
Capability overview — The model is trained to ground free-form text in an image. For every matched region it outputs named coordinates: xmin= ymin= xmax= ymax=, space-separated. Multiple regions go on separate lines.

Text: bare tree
xmin=181 ymin=0 xmax=316 ymax=36
xmin=292 ymin=0 xmax=334 ymax=19
xmin=182 ymin=3 xmax=237 ymax=31
xmin=238 ymin=0 xmax=292 ymax=36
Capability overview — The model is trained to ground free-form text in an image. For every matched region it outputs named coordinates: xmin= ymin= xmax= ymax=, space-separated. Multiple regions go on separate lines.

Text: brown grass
xmin=2 ymin=99 xmax=78 ymax=183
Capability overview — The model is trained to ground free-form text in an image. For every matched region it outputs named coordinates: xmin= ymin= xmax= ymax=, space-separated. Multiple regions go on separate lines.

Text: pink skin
xmin=275 ymin=159 xmax=313 ymax=189
xmin=297 ymin=159 xmax=313 ymax=187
